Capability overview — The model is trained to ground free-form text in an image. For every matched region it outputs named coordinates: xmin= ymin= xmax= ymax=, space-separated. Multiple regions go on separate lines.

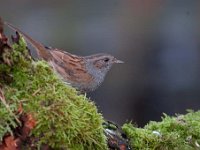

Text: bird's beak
xmin=113 ymin=58 xmax=124 ymax=64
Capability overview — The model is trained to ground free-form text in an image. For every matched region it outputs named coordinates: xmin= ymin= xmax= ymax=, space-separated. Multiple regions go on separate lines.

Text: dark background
xmin=1 ymin=0 xmax=200 ymax=126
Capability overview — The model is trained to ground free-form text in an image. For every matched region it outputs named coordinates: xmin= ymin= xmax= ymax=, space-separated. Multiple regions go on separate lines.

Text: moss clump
xmin=0 ymin=37 xmax=107 ymax=149
xmin=123 ymin=110 xmax=200 ymax=150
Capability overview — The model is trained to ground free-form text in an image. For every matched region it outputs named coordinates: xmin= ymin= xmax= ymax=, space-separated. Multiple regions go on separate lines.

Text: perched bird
xmin=5 ymin=22 xmax=123 ymax=92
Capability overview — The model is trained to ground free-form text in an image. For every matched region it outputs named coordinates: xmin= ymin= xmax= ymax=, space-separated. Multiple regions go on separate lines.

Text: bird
xmin=4 ymin=22 xmax=123 ymax=92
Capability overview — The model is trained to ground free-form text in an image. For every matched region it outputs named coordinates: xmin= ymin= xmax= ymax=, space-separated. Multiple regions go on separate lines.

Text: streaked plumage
xmin=5 ymin=22 xmax=123 ymax=92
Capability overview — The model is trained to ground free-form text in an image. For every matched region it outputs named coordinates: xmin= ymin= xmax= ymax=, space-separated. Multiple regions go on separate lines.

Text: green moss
xmin=123 ymin=110 xmax=200 ymax=150
xmin=0 ymin=37 xmax=107 ymax=149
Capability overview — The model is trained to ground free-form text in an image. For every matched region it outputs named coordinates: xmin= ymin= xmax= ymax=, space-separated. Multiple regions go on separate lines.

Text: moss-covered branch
xmin=123 ymin=110 xmax=200 ymax=150
xmin=0 ymin=29 xmax=107 ymax=149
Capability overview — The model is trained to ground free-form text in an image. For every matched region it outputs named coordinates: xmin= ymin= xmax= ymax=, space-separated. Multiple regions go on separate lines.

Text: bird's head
xmin=85 ymin=53 xmax=123 ymax=82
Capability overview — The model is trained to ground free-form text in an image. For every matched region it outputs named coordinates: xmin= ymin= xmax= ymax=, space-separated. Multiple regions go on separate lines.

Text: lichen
xmin=123 ymin=110 xmax=200 ymax=150
xmin=0 ymin=37 xmax=107 ymax=149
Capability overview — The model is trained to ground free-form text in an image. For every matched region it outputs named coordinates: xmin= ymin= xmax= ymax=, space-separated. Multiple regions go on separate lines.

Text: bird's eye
xmin=104 ymin=58 xmax=109 ymax=62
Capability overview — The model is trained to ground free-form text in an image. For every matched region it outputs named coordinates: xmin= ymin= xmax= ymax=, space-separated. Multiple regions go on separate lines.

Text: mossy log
xmin=0 ymin=29 xmax=107 ymax=149
xmin=123 ymin=110 xmax=200 ymax=150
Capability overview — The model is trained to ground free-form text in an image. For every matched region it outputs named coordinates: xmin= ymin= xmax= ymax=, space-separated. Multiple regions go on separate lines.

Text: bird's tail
xmin=4 ymin=22 xmax=51 ymax=60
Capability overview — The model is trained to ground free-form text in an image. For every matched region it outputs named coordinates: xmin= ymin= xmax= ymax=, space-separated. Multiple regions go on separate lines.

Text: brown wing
xmin=48 ymin=49 xmax=94 ymax=86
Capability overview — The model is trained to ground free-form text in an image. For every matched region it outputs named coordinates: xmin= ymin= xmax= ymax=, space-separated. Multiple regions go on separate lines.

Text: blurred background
xmin=1 ymin=0 xmax=200 ymax=126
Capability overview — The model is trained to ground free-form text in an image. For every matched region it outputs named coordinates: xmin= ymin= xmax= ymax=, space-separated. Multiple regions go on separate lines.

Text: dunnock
xmin=5 ymin=22 xmax=123 ymax=92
